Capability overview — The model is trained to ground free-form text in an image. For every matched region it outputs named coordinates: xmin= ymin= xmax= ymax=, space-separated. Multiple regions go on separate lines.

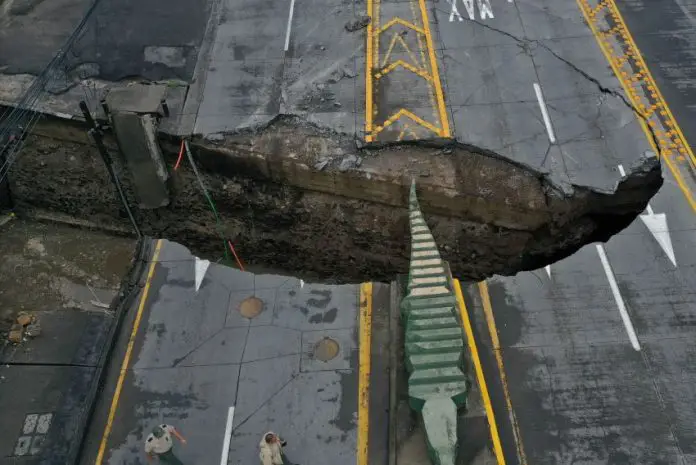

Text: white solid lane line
xmin=220 ymin=406 xmax=236 ymax=465
xmin=595 ymin=244 xmax=641 ymax=351
xmin=284 ymin=0 xmax=297 ymax=52
xmin=533 ymin=82 xmax=556 ymax=144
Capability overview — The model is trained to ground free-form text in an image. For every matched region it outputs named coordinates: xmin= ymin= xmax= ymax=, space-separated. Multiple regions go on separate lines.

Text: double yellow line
xmin=364 ymin=0 xmax=450 ymax=141
xmin=577 ymin=0 xmax=696 ymax=212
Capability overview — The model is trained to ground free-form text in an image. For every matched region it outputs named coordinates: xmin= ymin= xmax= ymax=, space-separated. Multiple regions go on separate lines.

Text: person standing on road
xmin=144 ymin=424 xmax=187 ymax=464
xmin=259 ymin=432 xmax=288 ymax=465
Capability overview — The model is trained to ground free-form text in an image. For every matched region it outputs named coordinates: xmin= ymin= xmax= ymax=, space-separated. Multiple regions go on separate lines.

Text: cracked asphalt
xmin=3 ymin=0 xmax=696 ymax=463
xmin=442 ymin=2 xmax=696 ymax=464
xmin=79 ymin=239 xmax=390 ymax=465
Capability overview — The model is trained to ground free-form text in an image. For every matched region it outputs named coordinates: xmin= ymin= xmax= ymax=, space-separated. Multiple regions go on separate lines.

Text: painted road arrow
xmin=618 ymin=165 xmax=676 ymax=267
xmin=194 ymin=257 xmax=211 ymax=292
xmin=640 ymin=205 xmax=677 ymax=267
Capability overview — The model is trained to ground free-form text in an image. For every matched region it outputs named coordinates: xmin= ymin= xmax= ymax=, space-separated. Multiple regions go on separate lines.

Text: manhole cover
xmin=313 ymin=337 xmax=340 ymax=362
xmin=239 ymin=296 xmax=264 ymax=319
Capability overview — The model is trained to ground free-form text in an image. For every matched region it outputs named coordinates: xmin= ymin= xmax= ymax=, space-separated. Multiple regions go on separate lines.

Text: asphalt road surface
xmin=79 ymin=239 xmax=390 ymax=465
xmin=452 ymin=1 xmax=696 ymax=463
xmin=4 ymin=0 xmax=696 ymax=463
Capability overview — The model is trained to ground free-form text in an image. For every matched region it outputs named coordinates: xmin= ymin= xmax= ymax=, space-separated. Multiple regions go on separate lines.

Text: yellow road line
xmin=365 ymin=0 xmax=374 ymax=141
xmin=376 ymin=60 xmax=432 ymax=81
xmin=453 ymin=279 xmax=506 ymax=465
xmin=478 ymin=281 xmax=528 ymax=465
xmin=374 ymin=108 xmax=441 ymax=136
xmin=95 ymin=239 xmax=163 ymax=465
xmin=576 ymin=0 xmax=696 ymax=212
xmin=381 ymin=33 xmax=420 ymax=70
xmin=417 ymin=0 xmax=450 ymax=137
xmin=357 ymin=282 xmax=373 ymax=465
xmin=604 ymin=0 xmax=696 ymax=169
xmin=378 ymin=17 xmax=426 ymax=35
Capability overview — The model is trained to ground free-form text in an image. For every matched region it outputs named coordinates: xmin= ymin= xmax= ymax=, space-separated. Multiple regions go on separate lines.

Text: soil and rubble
xmin=6 ymin=114 xmax=663 ymax=283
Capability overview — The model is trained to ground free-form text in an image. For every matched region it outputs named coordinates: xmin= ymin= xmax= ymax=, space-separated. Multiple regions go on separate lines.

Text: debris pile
xmin=8 ymin=312 xmax=41 ymax=344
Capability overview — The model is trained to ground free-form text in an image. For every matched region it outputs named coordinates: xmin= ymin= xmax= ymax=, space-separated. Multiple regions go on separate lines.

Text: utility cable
xmin=183 ymin=140 xmax=247 ymax=269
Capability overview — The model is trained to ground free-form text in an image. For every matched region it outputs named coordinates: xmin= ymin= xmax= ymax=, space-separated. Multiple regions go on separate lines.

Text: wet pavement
xmin=3 ymin=0 xmax=696 ymax=463
xmin=458 ymin=162 xmax=696 ymax=464
xmin=80 ymin=238 xmax=390 ymax=465
xmin=0 ymin=216 xmax=137 ymax=465
xmin=447 ymin=1 xmax=696 ymax=463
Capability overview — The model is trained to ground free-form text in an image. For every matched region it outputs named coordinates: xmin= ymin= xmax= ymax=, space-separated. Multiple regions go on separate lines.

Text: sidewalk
xmin=0 ymin=216 xmax=139 ymax=464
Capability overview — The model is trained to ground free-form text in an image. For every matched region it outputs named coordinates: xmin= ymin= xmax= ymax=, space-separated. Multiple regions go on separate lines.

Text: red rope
xmin=174 ymin=140 xmax=185 ymax=170
xmin=227 ymin=240 xmax=245 ymax=271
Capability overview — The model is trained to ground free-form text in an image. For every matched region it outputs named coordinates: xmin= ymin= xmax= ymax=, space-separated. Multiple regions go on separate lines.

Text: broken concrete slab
xmin=9 ymin=114 xmax=663 ymax=283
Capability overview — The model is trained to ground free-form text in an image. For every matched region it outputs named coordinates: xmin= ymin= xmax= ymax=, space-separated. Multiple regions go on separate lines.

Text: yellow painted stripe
xmin=478 ymin=281 xmax=528 ymax=465
xmin=604 ymin=0 xmax=696 ymax=169
xmin=95 ymin=239 xmax=163 ymax=465
xmin=576 ymin=0 xmax=696 ymax=213
xmin=357 ymin=282 xmax=373 ymax=465
xmin=453 ymin=279 xmax=506 ymax=465
xmin=417 ymin=0 xmax=450 ymax=137
xmin=365 ymin=0 xmax=374 ymax=140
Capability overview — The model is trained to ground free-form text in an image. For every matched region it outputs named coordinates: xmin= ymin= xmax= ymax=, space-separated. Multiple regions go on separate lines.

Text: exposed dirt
xmin=0 ymin=215 xmax=136 ymax=339
xmin=7 ymin=116 xmax=663 ymax=283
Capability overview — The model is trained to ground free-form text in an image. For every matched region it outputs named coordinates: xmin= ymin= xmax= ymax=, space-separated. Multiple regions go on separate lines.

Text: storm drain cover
xmin=313 ymin=337 xmax=340 ymax=362
xmin=239 ymin=296 xmax=264 ymax=319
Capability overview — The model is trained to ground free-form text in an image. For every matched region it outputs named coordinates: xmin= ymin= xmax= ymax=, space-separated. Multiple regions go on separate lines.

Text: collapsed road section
xmin=7 ymin=111 xmax=662 ymax=282
xmin=0 ymin=0 xmax=672 ymax=283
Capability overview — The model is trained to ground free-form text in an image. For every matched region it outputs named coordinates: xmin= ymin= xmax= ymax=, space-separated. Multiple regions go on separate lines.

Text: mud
xmin=0 ymin=215 xmax=136 ymax=336
xmin=7 ymin=115 xmax=662 ymax=283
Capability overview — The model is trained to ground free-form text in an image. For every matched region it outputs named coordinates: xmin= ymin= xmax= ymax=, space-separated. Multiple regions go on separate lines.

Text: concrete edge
xmin=388 ymin=278 xmax=403 ymax=465
xmin=68 ymin=235 xmax=154 ymax=465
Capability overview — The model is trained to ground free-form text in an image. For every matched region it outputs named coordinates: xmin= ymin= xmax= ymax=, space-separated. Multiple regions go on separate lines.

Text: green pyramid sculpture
xmin=400 ymin=180 xmax=469 ymax=465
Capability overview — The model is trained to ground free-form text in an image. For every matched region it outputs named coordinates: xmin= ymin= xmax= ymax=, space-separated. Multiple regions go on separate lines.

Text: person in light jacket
xmin=259 ymin=432 xmax=286 ymax=465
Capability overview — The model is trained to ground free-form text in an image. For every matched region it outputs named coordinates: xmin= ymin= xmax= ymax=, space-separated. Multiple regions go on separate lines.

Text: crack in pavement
xmin=431 ymin=6 xmax=663 ymax=153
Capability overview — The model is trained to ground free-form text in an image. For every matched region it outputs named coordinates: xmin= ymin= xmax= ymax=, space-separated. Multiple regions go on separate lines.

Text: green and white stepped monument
xmin=400 ymin=181 xmax=469 ymax=465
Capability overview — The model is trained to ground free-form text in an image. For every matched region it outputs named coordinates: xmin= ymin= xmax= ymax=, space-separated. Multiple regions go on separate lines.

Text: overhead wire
xmin=0 ymin=0 xmax=105 ymax=181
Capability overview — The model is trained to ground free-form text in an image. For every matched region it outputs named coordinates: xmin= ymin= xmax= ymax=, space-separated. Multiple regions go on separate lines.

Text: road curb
xmin=69 ymin=236 xmax=154 ymax=465
xmin=388 ymin=278 xmax=402 ymax=465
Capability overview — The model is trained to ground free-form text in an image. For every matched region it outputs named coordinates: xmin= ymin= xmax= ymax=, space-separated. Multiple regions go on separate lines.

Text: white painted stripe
xmin=413 ymin=233 xmax=433 ymax=241
xmin=595 ymin=244 xmax=641 ymax=351
xmin=413 ymin=225 xmax=429 ymax=233
xmin=533 ymin=82 xmax=556 ymax=144
xmin=220 ymin=406 xmax=235 ymax=465
xmin=412 ymin=267 xmax=445 ymax=276
xmin=413 ymin=241 xmax=436 ymax=250
xmin=284 ymin=0 xmax=297 ymax=52
xmin=411 ymin=286 xmax=449 ymax=297
xmin=412 ymin=250 xmax=439 ymax=258
xmin=412 ymin=258 xmax=441 ymax=267
xmin=411 ymin=276 xmax=446 ymax=285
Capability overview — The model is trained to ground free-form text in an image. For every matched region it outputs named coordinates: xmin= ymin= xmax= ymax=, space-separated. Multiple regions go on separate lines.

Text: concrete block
xmin=421 ymin=398 xmax=459 ymax=465
xmin=405 ymin=339 xmax=464 ymax=357
xmin=8 ymin=324 xmax=23 ymax=343
xmin=408 ymin=352 xmax=463 ymax=371
xmin=405 ymin=327 xmax=463 ymax=342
